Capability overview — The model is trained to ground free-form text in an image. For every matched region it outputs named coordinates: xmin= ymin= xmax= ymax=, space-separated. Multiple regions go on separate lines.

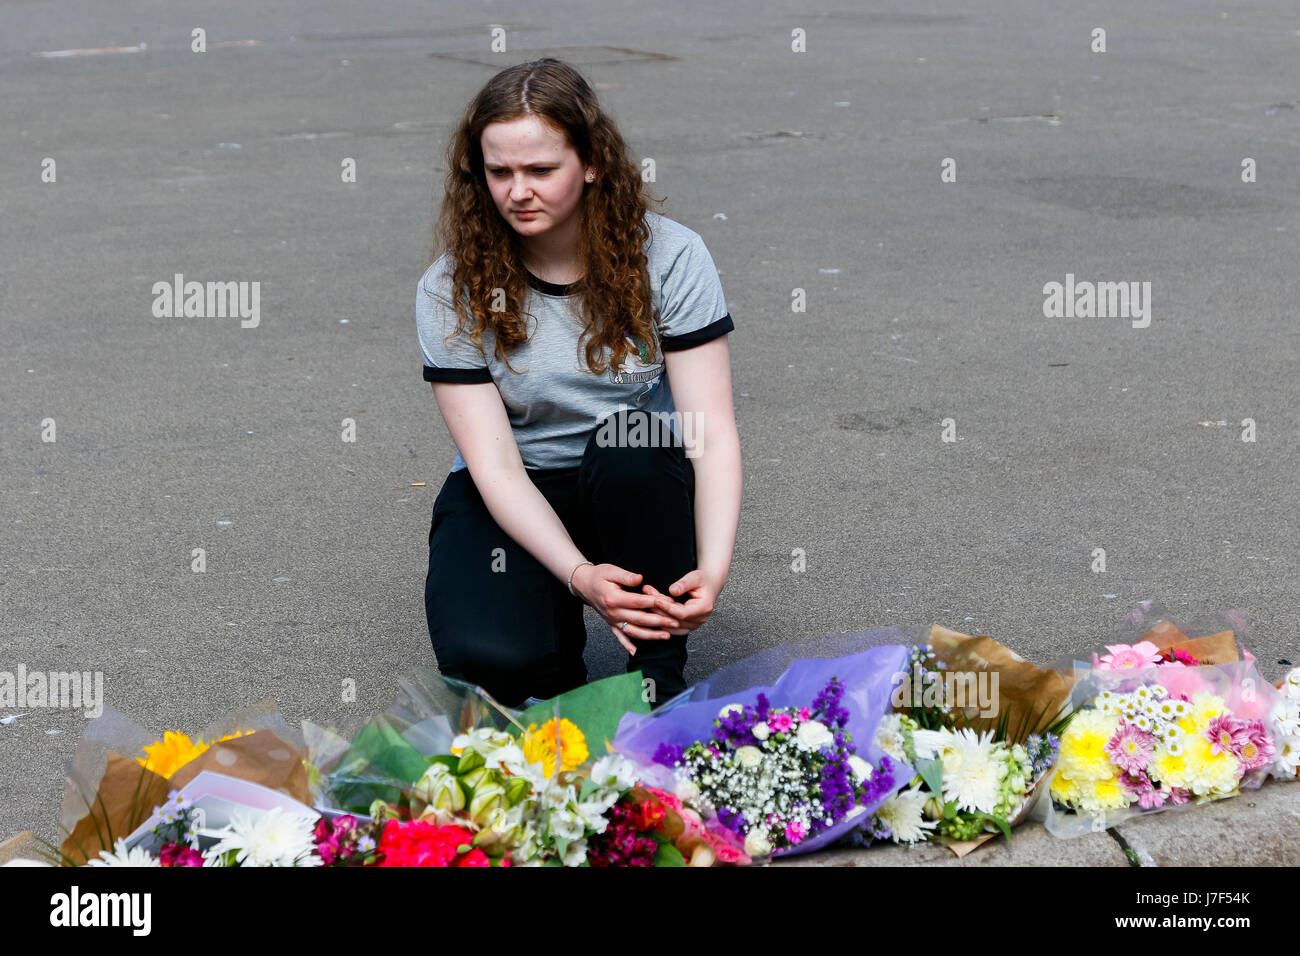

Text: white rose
xmin=796 ymin=720 xmax=834 ymax=751
xmin=675 ymin=777 xmax=701 ymax=803
xmin=718 ymin=703 xmax=745 ymax=720
xmin=752 ymin=722 xmax=770 ymax=741
xmin=735 ymin=745 xmax=763 ymax=769
xmin=743 ymin=829 xmax=773 ymax=857
xmin=847 ymin=754 xmax=873 ymax=784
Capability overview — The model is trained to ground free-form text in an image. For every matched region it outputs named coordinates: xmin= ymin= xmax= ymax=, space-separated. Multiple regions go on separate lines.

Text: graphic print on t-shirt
xmin=610 ymin=333 xmax=664 ymax=402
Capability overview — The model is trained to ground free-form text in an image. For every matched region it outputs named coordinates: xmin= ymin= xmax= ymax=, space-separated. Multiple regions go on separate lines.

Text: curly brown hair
xmin=430 ymin=57 xmax=666 ymax=377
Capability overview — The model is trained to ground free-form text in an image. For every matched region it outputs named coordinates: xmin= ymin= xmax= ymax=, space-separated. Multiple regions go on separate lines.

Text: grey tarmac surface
xmin=2 ymin=1 xmax=1298 ymax=858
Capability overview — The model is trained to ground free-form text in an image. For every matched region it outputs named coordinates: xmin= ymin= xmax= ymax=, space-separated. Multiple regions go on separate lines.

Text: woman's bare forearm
xmin=691 ymin=421 xmax=742 ymax=592
xmin=472 ymin=466 xmax=588 ymax=587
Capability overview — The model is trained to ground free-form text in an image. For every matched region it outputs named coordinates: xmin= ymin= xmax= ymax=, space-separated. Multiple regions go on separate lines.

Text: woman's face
xmin=480 ymin=115 xmax=592 ymax=239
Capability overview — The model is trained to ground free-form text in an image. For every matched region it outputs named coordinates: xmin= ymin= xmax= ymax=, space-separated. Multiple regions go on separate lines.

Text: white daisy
xmin=1272 ymin=737 xmax=1300 ymax=778
xmin=1284 ymin=668 xmax=1300 ymax=701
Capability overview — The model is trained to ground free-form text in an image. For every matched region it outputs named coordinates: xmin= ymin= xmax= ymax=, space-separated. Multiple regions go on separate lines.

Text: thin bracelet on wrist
xmin=567 ymin=560 xmax=594 ymax=596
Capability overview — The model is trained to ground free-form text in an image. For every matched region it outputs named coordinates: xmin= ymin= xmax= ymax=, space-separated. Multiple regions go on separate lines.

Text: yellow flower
xmin=1049 ymin=767 xmax=1081 ymax=805
xmin=137 ymin=729 xmax=253 ymax=779
xmin=1083 ymin=775 xmax=1128 ymax=812
xmin=1149 ymin=744 xmax=1190 ymax=790
xmin=1182 ymin=734 xmax=1239 ymax=796
xmin=1058 ymin=709 xmax=1120 ymax=781
xmin=1189 ymin=692 xmax=1228 ymax=727
xmin=521 ymin=719 xmax=588 ymax=777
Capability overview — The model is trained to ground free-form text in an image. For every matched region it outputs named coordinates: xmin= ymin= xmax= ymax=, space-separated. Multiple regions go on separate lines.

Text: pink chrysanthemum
xmin=785 ymin=820 xmax=807 ymax=845
xmin=1205 ymin=716 xmax=1249 ymax=757
xmin=1097 ymin=641 xmax=1162 ymax=671
xmin=1167 ymin=787 xmax=1192 ymax=805
xmin=1106 ymin=721 xmax=1156 ymax=774
xmin=1234 ymin=719 xmax=1275 ymax=773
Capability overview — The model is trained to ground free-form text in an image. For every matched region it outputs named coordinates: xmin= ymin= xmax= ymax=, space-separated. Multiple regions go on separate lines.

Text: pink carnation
xmin=1097 ymin=641 xmax=1162 ymax=671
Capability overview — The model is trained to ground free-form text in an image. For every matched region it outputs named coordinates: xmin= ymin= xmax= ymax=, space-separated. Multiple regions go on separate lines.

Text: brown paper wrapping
xmin=925 ymin=624 xmax=1075 ymax=739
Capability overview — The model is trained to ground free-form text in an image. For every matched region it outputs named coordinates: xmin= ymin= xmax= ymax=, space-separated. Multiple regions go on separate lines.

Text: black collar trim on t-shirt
xmin=523 ymin=268 xmax=581 ymax=297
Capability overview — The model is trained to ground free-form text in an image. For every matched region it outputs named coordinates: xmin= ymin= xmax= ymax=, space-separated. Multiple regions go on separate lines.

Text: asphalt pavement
xmin=2 ymin=1 xmax=1298 ymax=851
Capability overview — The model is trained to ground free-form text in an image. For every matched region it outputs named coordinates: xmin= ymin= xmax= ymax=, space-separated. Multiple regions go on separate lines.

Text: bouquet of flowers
xmin=308 ymin=670 xmax=738 ymax=866
xmin=1046 ymin=659 xmax=1280 ymax=835
xmin=853 ymin=638 xmax=1070 ymax=850
xmin=613 ymin=634 xmax=910 ymax=858
xmin=648 ymin=677 xmax=897 ymax=857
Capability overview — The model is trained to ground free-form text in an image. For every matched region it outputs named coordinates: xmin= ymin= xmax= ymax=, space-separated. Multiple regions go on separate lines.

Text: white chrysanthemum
xmin=877 ymin=784 xmax=937 ymax=845
xmin=1136 ymin=685 xmax=1151 ymax=701
xmin=85 ymin=838 xmax=160 ymax=867
xmin=200 ymin=807 xmax=320 ymax=867
xmin=939 ymin=728 xmax=1007 ymax=814
xmin=1151 ymin=684 xmax=1168 ymax=699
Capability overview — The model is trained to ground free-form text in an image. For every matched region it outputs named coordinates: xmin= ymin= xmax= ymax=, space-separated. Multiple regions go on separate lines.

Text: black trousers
xmin=424 ymin=409 xmax=698 ymax=708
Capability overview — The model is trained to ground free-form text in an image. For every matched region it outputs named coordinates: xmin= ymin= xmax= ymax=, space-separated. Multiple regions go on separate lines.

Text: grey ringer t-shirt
xmin=416 ymin=211 xmax=734 ymax=473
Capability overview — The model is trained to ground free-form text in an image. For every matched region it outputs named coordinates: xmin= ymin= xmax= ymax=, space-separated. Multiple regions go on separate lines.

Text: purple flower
xmin=716 ymin=806 xmax=747 ymax=835
xmin=652 ymin=742 xmax=684 ymax=768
